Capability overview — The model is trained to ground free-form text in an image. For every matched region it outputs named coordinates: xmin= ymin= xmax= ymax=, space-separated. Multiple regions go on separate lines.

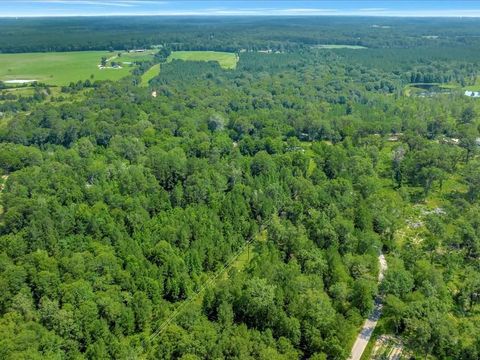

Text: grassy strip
xmin=313 ymin=44 xmax=368 ymax=49
xmin=168 ymin=51 xmax=238 ymax=69
xmin=140 ymin=64 xmax=160 ymax=87
xmin=360 ymin=323 xmax=384 ymax=360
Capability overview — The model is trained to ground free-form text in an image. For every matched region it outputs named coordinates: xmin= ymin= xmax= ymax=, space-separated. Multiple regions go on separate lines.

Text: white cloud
xmin=272 ymin=8 xmax=338 ymax=14
xmin=358 ymin=8 xmax=388 ymax=12
xmin=4 ymin=2 xmax=480 ymax=17
xmin=13 ymin=0 xmax=168 ymax=7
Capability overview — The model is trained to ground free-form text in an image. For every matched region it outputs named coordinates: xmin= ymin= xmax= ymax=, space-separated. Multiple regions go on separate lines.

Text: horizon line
xmin=3 ymin=13 xmax=480 ymax=18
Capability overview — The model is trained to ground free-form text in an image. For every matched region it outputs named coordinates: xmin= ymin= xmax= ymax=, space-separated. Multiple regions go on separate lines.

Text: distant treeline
xmin=2 ymin=16 xmax=480 ymax=53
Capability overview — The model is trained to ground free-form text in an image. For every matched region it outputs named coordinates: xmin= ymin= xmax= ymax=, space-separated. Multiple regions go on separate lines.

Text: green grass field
xmin=0 ymin=51 xmax=154 ymax=86
xmin=140 ymin=64 xmax=160 ymax=87
xmin=463 ymin=77 xmax=480 ymax=91
xmin=116 ymin=50 xmax=156 ymax=63
xmin=313 ymin=44 xmax=367 ymax=49
xmin=168 ymin=51 xmax=238 ymax=69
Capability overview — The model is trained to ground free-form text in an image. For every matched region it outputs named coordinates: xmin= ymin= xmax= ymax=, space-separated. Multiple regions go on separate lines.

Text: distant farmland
xmin=0 ymin=51 xmax=154 ymax=86
xmin=168 ymin=51 xmax=238 ymax=69
xmin=140 ymin=51 xmax=238 ymax=86
xmin=0 ymin=50 xmax=237 ymax=87
xmin=312 ymin=44 xmax=367 ymax=49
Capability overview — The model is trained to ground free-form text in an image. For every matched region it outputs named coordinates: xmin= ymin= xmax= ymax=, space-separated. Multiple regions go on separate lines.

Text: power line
xmin=133 ymin=219 xmax=271 ymax=358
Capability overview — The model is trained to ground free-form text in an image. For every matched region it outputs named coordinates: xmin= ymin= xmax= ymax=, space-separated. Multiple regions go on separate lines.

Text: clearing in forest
xmin=312 ymin=44 xmax=367 ymax=49
xmin=168 ymin=51 xmax=239 ymax=69
xmin=463 ymin=76 xmax=480 ymax=91
xmin=141 ymin=64 xmax=160 ymax=87
xmin=0 ymin=50 xmax=154 ymax=86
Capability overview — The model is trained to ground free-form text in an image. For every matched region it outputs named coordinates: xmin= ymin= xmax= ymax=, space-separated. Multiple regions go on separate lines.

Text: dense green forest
xmin=3 ymin=16 xmax=480 ymax=53
xmin=0 ymin=17 xmax=479 ymax=360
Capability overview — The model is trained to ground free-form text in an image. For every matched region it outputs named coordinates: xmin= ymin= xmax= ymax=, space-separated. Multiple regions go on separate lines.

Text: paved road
xmin=348 ymin=253 xmax=388 ymax=360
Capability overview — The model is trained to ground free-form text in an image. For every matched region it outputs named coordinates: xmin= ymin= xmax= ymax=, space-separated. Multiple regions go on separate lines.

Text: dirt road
xmin=348 ymin=253 xmax=387 ymax=360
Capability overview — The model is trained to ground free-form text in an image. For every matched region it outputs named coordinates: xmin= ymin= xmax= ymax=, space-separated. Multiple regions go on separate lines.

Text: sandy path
xmin=348 ymin=253 xmax=387 ymax=360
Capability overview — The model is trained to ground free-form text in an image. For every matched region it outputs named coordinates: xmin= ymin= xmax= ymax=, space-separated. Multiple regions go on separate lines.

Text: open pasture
xmin=168 ymin=51 xmax=238 ymax=69
xmin=0 ymin=51 xmax=154 ymax=86
xmin=312 ymin=44 xmax=367 ymax=49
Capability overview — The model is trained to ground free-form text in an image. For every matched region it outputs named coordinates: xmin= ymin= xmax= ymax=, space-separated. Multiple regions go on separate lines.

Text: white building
xmin=464 ymin=90 xmax=480 ymax=98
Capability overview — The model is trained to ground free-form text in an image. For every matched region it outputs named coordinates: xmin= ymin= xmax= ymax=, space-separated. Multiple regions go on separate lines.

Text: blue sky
xmin=3 ymin=1 xmax=480 ymax=17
